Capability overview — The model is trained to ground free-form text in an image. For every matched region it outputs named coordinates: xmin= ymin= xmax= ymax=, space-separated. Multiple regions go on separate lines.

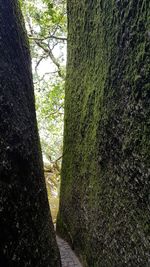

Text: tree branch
xmin=29 ymin=35 xmax=67 ymax=42
xmin=33 ymin=40 xmax=65 ymax=79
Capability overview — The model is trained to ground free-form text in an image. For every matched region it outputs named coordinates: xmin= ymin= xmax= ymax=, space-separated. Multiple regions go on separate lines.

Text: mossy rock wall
xmin=57 ymin=0 xmax=150 ymax=266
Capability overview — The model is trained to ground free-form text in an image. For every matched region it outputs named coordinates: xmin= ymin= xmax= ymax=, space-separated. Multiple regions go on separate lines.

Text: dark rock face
xmin=57 ymin=0 xmax=150 ymax=266
xmin=0 ymin=1 xmax=61 ymax=266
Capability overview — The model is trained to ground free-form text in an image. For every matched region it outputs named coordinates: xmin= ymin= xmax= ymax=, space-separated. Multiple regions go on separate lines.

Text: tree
xmin=20 ymin=0 xmax=67 ymax=163
xmin=0 ymin=0 xmax=60 ymax=266
xmin=57 ymin=1 xmax=150 ymax=266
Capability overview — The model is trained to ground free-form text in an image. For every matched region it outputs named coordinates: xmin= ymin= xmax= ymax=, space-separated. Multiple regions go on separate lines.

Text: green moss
xmin=57 ymin=0 xmax=150 ymax=266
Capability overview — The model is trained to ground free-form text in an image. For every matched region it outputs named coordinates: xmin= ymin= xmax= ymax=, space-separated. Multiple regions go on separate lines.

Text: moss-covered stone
xmin=57 ymin=0 xmax=150 ymax=266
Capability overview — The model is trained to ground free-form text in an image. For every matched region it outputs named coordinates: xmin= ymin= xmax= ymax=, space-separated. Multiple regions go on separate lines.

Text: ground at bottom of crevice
xmin=56 ymin=236 xmax=83 ymax=267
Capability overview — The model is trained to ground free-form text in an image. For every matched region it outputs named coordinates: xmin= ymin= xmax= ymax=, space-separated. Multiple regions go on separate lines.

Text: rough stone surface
xmin=57 ymin=236 xmax=82 ymax=267
xmin=57 ymin=0 xmax=150 ymax=266
xmin=0 ymin=1 xmax=60 ymax=266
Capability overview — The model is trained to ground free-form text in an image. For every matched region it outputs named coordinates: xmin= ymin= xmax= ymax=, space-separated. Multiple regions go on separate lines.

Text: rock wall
xmin=0 ymin=1 xmax=60 ymax=266
xmin=57 ymin=0 xmax=150 ymax=266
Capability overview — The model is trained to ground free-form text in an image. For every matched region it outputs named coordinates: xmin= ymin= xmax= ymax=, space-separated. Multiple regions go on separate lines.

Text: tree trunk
xmin=57 ymin=0 xmax=150 ymax=266
xmin=0 ymin=1 xmax=60 ymax=266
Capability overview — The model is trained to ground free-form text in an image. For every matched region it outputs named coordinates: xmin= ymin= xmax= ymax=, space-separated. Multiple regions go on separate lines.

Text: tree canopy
xmin=20 ymin=0 xmax=67 ymax=162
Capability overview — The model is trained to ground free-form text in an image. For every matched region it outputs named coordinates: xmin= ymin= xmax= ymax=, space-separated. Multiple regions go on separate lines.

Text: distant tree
xmin=0 ymin=0 xmax=60 ymax=266
xmin=20 ymin=0 xmax=67 ymax=162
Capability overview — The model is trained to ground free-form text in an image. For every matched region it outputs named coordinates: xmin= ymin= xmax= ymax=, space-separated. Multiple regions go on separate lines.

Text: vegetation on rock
xmin=57 ymin=1 xmax=150 ymax=266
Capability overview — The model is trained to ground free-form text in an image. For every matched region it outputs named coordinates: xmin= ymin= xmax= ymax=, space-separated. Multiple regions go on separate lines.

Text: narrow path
xmin=56 ymin=236 xmax=83 ymax=267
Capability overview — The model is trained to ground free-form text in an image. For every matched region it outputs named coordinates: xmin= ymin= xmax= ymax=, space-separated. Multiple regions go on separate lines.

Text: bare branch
xmin=50 ymin=35 xmax=67 ymax=41
xmin=34 ymin=40 xmax=65 ymax=78
xmin=35 ymin=55 xmax=47 ymax=71
xmin=29 ymin=35 xmax=67 ymax=42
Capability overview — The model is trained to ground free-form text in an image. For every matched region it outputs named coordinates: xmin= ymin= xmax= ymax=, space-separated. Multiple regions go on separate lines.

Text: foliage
xmin=20 ymin=0 xmax=67 ymax=163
